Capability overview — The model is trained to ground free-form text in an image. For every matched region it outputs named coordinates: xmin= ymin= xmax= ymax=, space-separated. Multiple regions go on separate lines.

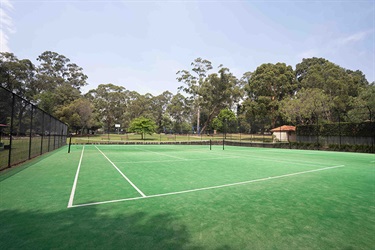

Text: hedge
xmin=296 ymin=122 xmax=375 ymax=137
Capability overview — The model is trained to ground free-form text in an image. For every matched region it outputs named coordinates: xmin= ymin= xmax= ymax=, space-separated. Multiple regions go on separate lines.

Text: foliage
xmin=243 ymin=62 xmax=296 ymax=129
xmin=150 ymin=91 xmax=173 ymax=132
xmin=128 ymin=117 xmax=157 ymax=139
xmin=0 ymin=52 xmax=36 ymax=100
xmin=86 ymin=84 xmax=127 ymax=132
xmin=212 ymin=108 xmax=237 ymax=133
xmin=199 ymin=67 xmax=241 ymax=132
xmin=296 ymin=122 xmax=375 ymax=137
xmin=177 ymin=58 xmax=213 ymax=134
xmin=281 ymin=88 xmax=332 ymax=124
xmin=177 ymin=59 xmax=242 ymax=133
xmin=35 ymin=51 xmax=88 ymax=115
xmin=295 ymin=57 xmax=368 ymax=117
xmin=55 ymin=98 xmax=97 ymax=134
xmin=347 ymin=85 xmax=375 ymax=122
xmin=2 ymin=50 xmax=374 ymax=142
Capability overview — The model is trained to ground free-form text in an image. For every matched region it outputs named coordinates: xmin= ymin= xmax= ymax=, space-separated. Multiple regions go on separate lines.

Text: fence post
xmin=40 ymin=111 xmax=44 ymax=154
xmin=48 ymin=115 xmax=51 ymax=152
xmin=28 ymin=105 xmax=34 ymax=159
xmin=68 ymin=135 xmax=72 ymax=153
xmin=8 ymin=93 xmax=15 ymax=168
xmin=316 ymin=112 xmax=319 ymax=149
xmin=54 ymin=118 xmax=57 ymax=150
xmin=338 ymin=109 xmax=341 ymax=150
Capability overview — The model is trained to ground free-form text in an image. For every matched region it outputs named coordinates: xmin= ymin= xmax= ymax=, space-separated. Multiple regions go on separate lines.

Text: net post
xmin=223 ymin=139 xmax=225 ymax=150
xmin=68 ymin=135 xmax=72 ymax=153
xmin=210 ymin=139 xmax=212 ymax=150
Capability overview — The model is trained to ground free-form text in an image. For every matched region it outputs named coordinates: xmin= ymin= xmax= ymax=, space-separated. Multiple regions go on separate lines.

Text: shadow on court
xmin=0 ymin=207 xmax=207 ymax=249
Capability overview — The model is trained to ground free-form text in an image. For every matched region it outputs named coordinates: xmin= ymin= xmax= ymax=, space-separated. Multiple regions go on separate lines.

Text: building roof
xmin=270 ymin=125 xmax=296 ymax=132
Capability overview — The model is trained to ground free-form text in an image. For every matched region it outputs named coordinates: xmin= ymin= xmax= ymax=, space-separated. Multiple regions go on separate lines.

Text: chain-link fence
xmin=293 ymin=108 xmax=374 ymax=153
xmin=0 ymin=86 xmax=68 ymax=170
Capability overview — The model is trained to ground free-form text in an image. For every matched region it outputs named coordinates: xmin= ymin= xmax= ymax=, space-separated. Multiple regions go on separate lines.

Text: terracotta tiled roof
xmin=270 ymin=125 xmax=296 ymax=132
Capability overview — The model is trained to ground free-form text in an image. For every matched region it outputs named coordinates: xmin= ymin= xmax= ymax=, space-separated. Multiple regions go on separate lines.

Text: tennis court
xmin=1 ymin=144 xmax=374 ymax=249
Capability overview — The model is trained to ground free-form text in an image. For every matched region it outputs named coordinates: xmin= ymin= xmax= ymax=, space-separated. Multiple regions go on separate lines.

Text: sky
xmin=1 ymin=0 xmax=374 ymax=95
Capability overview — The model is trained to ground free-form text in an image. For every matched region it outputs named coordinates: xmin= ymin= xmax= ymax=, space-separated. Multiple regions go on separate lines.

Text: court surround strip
xmin=70 ymin=164 xmax=345 ymax=208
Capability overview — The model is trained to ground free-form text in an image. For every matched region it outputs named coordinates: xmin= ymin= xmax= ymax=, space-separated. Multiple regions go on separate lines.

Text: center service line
xmin=95 ymin=146 xmax=146 ymax=198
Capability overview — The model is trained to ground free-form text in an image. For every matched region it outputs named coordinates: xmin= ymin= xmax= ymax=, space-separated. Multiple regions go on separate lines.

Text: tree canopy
xmin=128 ymin=117 xmax=157 ymax=139
xmin=1 ymin=52 xmax=373 ymax=135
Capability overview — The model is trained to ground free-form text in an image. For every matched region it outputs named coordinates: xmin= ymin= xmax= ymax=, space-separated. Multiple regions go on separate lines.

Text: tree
xmin=150 ymin=91 xmax=173 ymax=132
xmin=177 ymin=58 xmax=212 ymax=134
xmin=281 ymin=88 xmax=332 ymax=125
xmin=244 ymin=63 xmax=296 ymax=129
xmin=55 ymin=98 xmax=96 ymax=134
xmin=35 ymin=51 xmax=88 ymax=115
xmin=128 ymin=117 xmax=157 ymax=140
xmin=0 ymin=53 xmax=37 ymax=136
xmin=212 ymin=108 xmax=237 ymax=138
xmin=167 ymin=93 xmax=192 ymax=133
xmin=86 ymin=84 xmax=127 ymax=133
xmin=347 ymin=84 xmax=375 ymax=122
xmin=122 ymin=92 xmax=154 ymax=128
xmin=295 ymin=57 xmax=369 ymax=119
xmin=0 ymin=52 xmax=36 ymax=100
xmin=199 ymin=66 xmax=241 ymax=132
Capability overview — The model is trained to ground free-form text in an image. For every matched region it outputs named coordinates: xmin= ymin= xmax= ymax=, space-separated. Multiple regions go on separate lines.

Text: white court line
xmin=95 ymin=146 xmax=146 ymax=197
xmin=135 ymin=147 xmax=187 ymax=160
xmin=70 ymin=164 xmax=345 ymax=208
xmin=114 ymin=156 xmax=240 ymax=164
xmin=67 ymin=145 xmax=85 ymax=208
xmin=208 ymin=150 xmax=329 ymax=168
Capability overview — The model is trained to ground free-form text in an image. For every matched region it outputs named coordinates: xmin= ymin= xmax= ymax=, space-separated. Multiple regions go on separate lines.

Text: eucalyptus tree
xmin=347 ymin=84 xmax=375 ymax=122
xmin=86 ymin=83 xmax=127 ymax=133
xmin=150 ymin=91 xmax=173 ymax=132
xmin=199 ymin=66 xmax=241 ymax=132
xmin=167 ymin=93 xmax=192 ymax=133
xmin=0 ymin=53 xmax=37 ymax=135
xmin=244 ymin=62 xmax=296 ymax=130
xmin=280 ymin=88 xmax=332 ymax=125
xmin=55 ymin=97 xmax=96 ymax=134
xmin=0 ymin=52 xmax=36 ymax=100
xmin=125 ymin=92 xmax=154 ymax=120
xmin=177 ymin=58 xmax=212 ymax=134
xmin=35 ymin=51 xmax=88 ymax=115
xmin=295 ymin=57 xmax=369 ymax=120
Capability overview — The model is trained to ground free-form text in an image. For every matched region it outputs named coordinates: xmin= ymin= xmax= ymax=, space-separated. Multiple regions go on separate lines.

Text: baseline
xmin=70 ymin=164 xmax=345 ymax=208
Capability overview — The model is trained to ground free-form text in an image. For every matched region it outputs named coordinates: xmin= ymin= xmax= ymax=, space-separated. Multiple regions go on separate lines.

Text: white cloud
xmin=0 ymin=0 xmax=15 ymax=52
xmin=337 ymin=30 xmax=373 ymax=45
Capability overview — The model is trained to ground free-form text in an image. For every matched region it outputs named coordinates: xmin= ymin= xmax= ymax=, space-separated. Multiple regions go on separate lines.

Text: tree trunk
xmin=200 ymin=104 xmax=220 ymax=134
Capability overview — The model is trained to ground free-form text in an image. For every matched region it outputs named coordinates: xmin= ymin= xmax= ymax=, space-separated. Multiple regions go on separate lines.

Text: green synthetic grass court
xmin=1 ymin=144 xmax=374 ymax=249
